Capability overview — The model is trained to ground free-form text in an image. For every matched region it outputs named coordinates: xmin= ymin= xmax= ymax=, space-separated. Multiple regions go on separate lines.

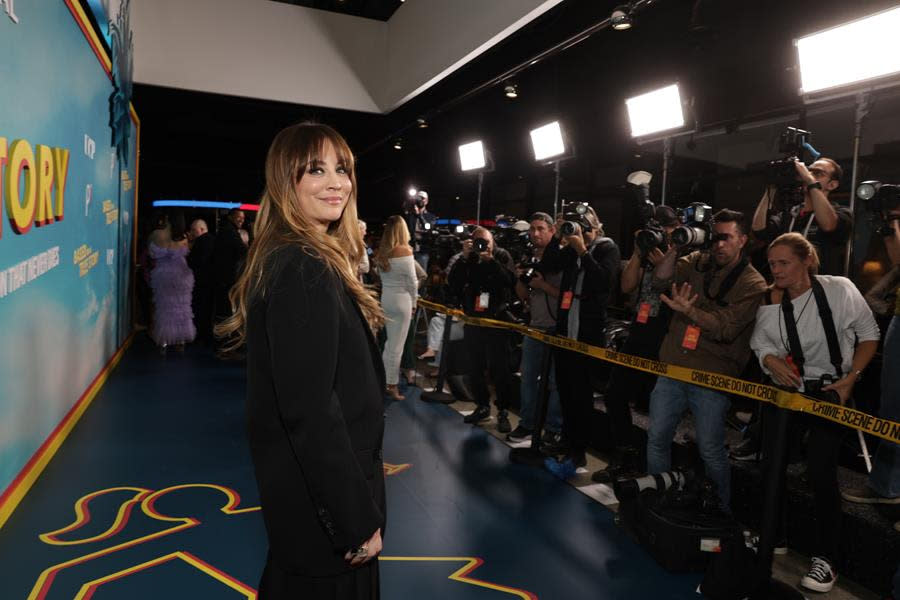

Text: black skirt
xmin=258 ymin=554 xmax=380 ymax=600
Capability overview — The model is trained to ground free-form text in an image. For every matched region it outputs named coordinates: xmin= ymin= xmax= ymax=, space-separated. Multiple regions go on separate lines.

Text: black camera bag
xmin=618 ymin=487 xmax=743 ymax=573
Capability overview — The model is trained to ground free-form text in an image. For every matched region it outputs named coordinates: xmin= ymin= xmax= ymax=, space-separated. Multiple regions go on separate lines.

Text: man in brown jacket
xmin=646 ymin=209 xmax=767 ymax=510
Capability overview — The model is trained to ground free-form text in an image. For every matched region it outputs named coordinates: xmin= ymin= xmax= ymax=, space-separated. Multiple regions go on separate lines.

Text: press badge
xmin=561 ymin=291 xmax=574 ymax=310
xmin=636 ymin=302 xmax=651 ymax=324
xmin=475 ymin=292 xmax=490 ymax=312
xmin=681 ymin=324 xmax=701 ymax=350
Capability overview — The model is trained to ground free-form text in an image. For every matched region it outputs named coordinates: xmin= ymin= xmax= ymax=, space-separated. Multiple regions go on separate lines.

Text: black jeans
xmin=463 ymin=325 xmax=513 ymax=410
xmin=762 ymin=397 xmax=844 ymax=564
xmin=554 ymin=349 xmax=597 ymax=454
xmin=603 ymin=313 xmax=669 ymax=447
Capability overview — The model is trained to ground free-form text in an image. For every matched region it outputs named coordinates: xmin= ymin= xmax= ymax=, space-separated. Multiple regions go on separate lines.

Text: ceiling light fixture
xmin=504 ymin=83 xmax=518 ymax=99
xmin=611 ymin=4 xmax=633 ymax=31
xmin=417 ymin=118 xmax=428 ymax=129
xmin=393 ymin=138 xmax=403 ymax=150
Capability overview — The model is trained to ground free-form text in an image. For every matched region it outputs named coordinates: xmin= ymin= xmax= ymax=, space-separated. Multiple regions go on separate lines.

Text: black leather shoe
xmin=496 ymin=410 xmax=511 ymax=433
xmin=463 ymin=405 xmax=491 ymax=424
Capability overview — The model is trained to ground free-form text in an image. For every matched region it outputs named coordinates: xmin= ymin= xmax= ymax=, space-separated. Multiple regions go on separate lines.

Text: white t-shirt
xmin=750 ymin=275 xmax=879 ymax=389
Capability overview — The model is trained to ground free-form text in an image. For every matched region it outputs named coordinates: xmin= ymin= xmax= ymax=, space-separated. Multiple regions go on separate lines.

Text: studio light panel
xmin=625 ymin=84 xmax=685 ymax=138
xmin=530 ymin=121 xmax=565 ymax=161
xmin=797 ymin=6 xmax=900 ymax=95
xmin=459 ymin=140 xmax=486 ymax=171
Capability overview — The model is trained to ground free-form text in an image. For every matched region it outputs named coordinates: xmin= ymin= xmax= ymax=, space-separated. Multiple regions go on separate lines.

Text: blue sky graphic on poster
xmin=0 ymin=2 xmax=137 ymax=496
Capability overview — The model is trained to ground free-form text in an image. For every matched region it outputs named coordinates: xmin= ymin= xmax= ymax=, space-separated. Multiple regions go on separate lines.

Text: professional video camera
xmin=766 ymin=127 xmax=820 ymax=208
xmin=560 ymin=202 xmax=593 ymax=236
xmin=857 ymin=180 xmax=900 ymax=236
xmin=671 ymin=202 xmax=715 ymax=248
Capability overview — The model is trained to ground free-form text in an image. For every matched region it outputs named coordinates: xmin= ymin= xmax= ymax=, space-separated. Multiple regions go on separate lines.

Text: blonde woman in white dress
xmin=374 ymin=216 xmax=418 ymax=400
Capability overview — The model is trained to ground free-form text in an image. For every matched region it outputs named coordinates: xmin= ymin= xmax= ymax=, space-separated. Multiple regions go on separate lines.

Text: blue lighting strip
xmin=152 ymin=200 xmax=260 ymax=211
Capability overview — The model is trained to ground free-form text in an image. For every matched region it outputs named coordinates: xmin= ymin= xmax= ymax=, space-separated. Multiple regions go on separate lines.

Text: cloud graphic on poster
xmin=0 ymin=289 xmax=115 ymax=492
xmin=80 ymin=286 xmax=100 ymax=322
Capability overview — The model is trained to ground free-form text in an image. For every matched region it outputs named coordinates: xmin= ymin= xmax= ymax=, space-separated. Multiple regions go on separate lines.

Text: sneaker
xmin=730 ymin=437 xmax=763 ymax=462
xmin=841 ymin=485 xmax=900 ymax=505
xmin=800 ymin=557 xmax=837 ymax=593
xmin=496 ymin=410 xmax=511 ymax=434
xmin=541 ymin=431 xmax=568 ymax=455
xmin=743 ymin=531 xmax=787 ymax=555
xmin=463 ymin=405 xmax=491 ymax=424
xmin=544 ymin=456 xmax=577 ymax=480
xmin=506 ymin=425 xmax=533 ymax=443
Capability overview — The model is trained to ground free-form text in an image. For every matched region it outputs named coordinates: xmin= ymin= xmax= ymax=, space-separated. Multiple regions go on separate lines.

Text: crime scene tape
xmin=417 ymin=299 xmax=900 ymax=446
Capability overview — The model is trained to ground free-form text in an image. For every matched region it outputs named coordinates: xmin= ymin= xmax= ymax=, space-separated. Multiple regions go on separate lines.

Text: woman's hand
xmin=345 ymin=528 xmax=382 ymax=566
xmin=763 ymin=354 xmax=802 ymax=389
xmin=822 ymin=375 xmax=855 ymax=406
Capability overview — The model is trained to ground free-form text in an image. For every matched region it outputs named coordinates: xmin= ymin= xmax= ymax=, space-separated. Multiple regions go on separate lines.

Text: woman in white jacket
xmin=374 ymin=216 xmax=418 ymax=400
xmin=750 ymin=232 xmax=879 ymax=593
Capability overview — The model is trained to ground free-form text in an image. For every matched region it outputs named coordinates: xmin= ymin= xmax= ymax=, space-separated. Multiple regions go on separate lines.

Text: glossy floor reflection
xmin=0 ymin=338 xmax=703 ymax=599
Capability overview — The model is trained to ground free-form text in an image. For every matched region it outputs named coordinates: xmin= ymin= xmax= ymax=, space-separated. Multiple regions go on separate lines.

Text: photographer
xmin=448 ymin=227 xmax=517 ymax=431
xmin=591 ymin=206 xmax=679 ymax=483
xmin=750 ymin=233 xmax=879 ymax=592
xmin=540 ymin=205 xmax=620 ymax=476
xmin=752 ymin=158 xmax=851 ymax=276
xmin=403 ymin=190 xmax=437 ymax=272
xmin=507 ymin=212 xmax=564 ymax=444
xmin=841 ymin=208 xmax=900 ymax=518
xmin=646 ymin=209 xmax=767 ymax=511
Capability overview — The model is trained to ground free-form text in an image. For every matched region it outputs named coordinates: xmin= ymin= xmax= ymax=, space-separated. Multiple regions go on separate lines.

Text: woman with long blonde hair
xmin=217 ymin=123 xmax=386 ymax=599
xmin=373 ymin=215 xmax=417 ymax=400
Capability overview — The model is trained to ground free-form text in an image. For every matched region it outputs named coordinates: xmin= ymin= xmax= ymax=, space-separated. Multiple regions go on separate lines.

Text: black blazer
xmin=246 ymin=245 xmax=387 ymax=576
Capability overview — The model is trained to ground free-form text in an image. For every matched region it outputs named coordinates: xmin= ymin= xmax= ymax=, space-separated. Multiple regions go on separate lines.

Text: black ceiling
xmin=269 ymin=0 xmax=403 ymax=21
xmin=133 ymin=0 xmax=900 ymax=244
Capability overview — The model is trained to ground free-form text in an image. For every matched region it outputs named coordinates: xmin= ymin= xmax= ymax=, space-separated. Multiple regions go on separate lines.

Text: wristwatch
xmin=852 ymin=369 xmax=863 ymax=381
xmin=806 ymin=181 xmax=823 ymax=192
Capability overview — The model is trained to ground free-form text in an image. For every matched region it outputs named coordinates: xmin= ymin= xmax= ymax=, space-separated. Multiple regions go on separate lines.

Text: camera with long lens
xmin=857 ymin=180 xmax=900 ymax=236
xmin=613 ymin=470 xmax=688 ymax=502
xmin=671 ymin=202 xmax=714 ymax=248
xmin=560 ymin=202 xmax=592 ymax=236
xmin=767 ymin=127 xmax=816 ymax=209
xmin=472 ymin=237 xmax=489 ymax=253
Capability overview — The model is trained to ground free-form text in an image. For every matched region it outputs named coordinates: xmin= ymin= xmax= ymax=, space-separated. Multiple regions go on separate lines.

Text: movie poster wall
xmin=0 ymin=1 xmax=138 ymax=502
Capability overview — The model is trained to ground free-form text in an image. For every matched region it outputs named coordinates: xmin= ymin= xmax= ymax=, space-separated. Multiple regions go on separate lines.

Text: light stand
xmin=458 ymin=140 xmax=491 ymax=225
xmin=660 ymin=137 xmax=673 ymax=206
xmin=845 ymin=91 xmax=871 ymax=277
xmin=419 ymin=314 xmax=456 ymax=404
xmin=476 ymin=171 xmax=484 ymax=224
xmin=552 ymin=161 xmax=561 ymax=217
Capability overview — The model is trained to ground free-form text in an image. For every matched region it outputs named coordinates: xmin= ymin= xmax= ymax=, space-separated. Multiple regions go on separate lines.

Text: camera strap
xmin=701 ymin=256 xmax=748 ymax=307
xmin=780 ymin=277 xmax=843 ymax=380
xmin=780 ymin=289 xmax=806 ymax=378
xmin=811 ymin=277 xmax=843 ymax=378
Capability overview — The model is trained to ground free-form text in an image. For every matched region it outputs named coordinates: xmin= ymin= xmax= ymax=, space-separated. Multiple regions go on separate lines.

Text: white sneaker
xmin=800 ymin=556 xmax=836 ymax=593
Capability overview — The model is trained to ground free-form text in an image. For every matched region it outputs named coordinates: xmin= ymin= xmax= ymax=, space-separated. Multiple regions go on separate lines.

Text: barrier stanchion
xmin=753 ymin=404 xmax=806 ymax=599
xmin=420 ymin=313 xmax=456 ymax=404
xmin=509 ymin=343 xmax=553 ymax=466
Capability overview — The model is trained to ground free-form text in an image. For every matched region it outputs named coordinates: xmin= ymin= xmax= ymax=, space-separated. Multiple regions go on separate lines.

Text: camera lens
xmin=560 ymin=221 xmax=576 ymax=236
xmin=473 ymin=238 xmax=488 ymax=252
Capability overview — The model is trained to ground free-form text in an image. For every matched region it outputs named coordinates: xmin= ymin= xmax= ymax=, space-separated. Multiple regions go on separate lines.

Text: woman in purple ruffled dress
xmin=149 ymin=213 xmax=196 ymax=353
